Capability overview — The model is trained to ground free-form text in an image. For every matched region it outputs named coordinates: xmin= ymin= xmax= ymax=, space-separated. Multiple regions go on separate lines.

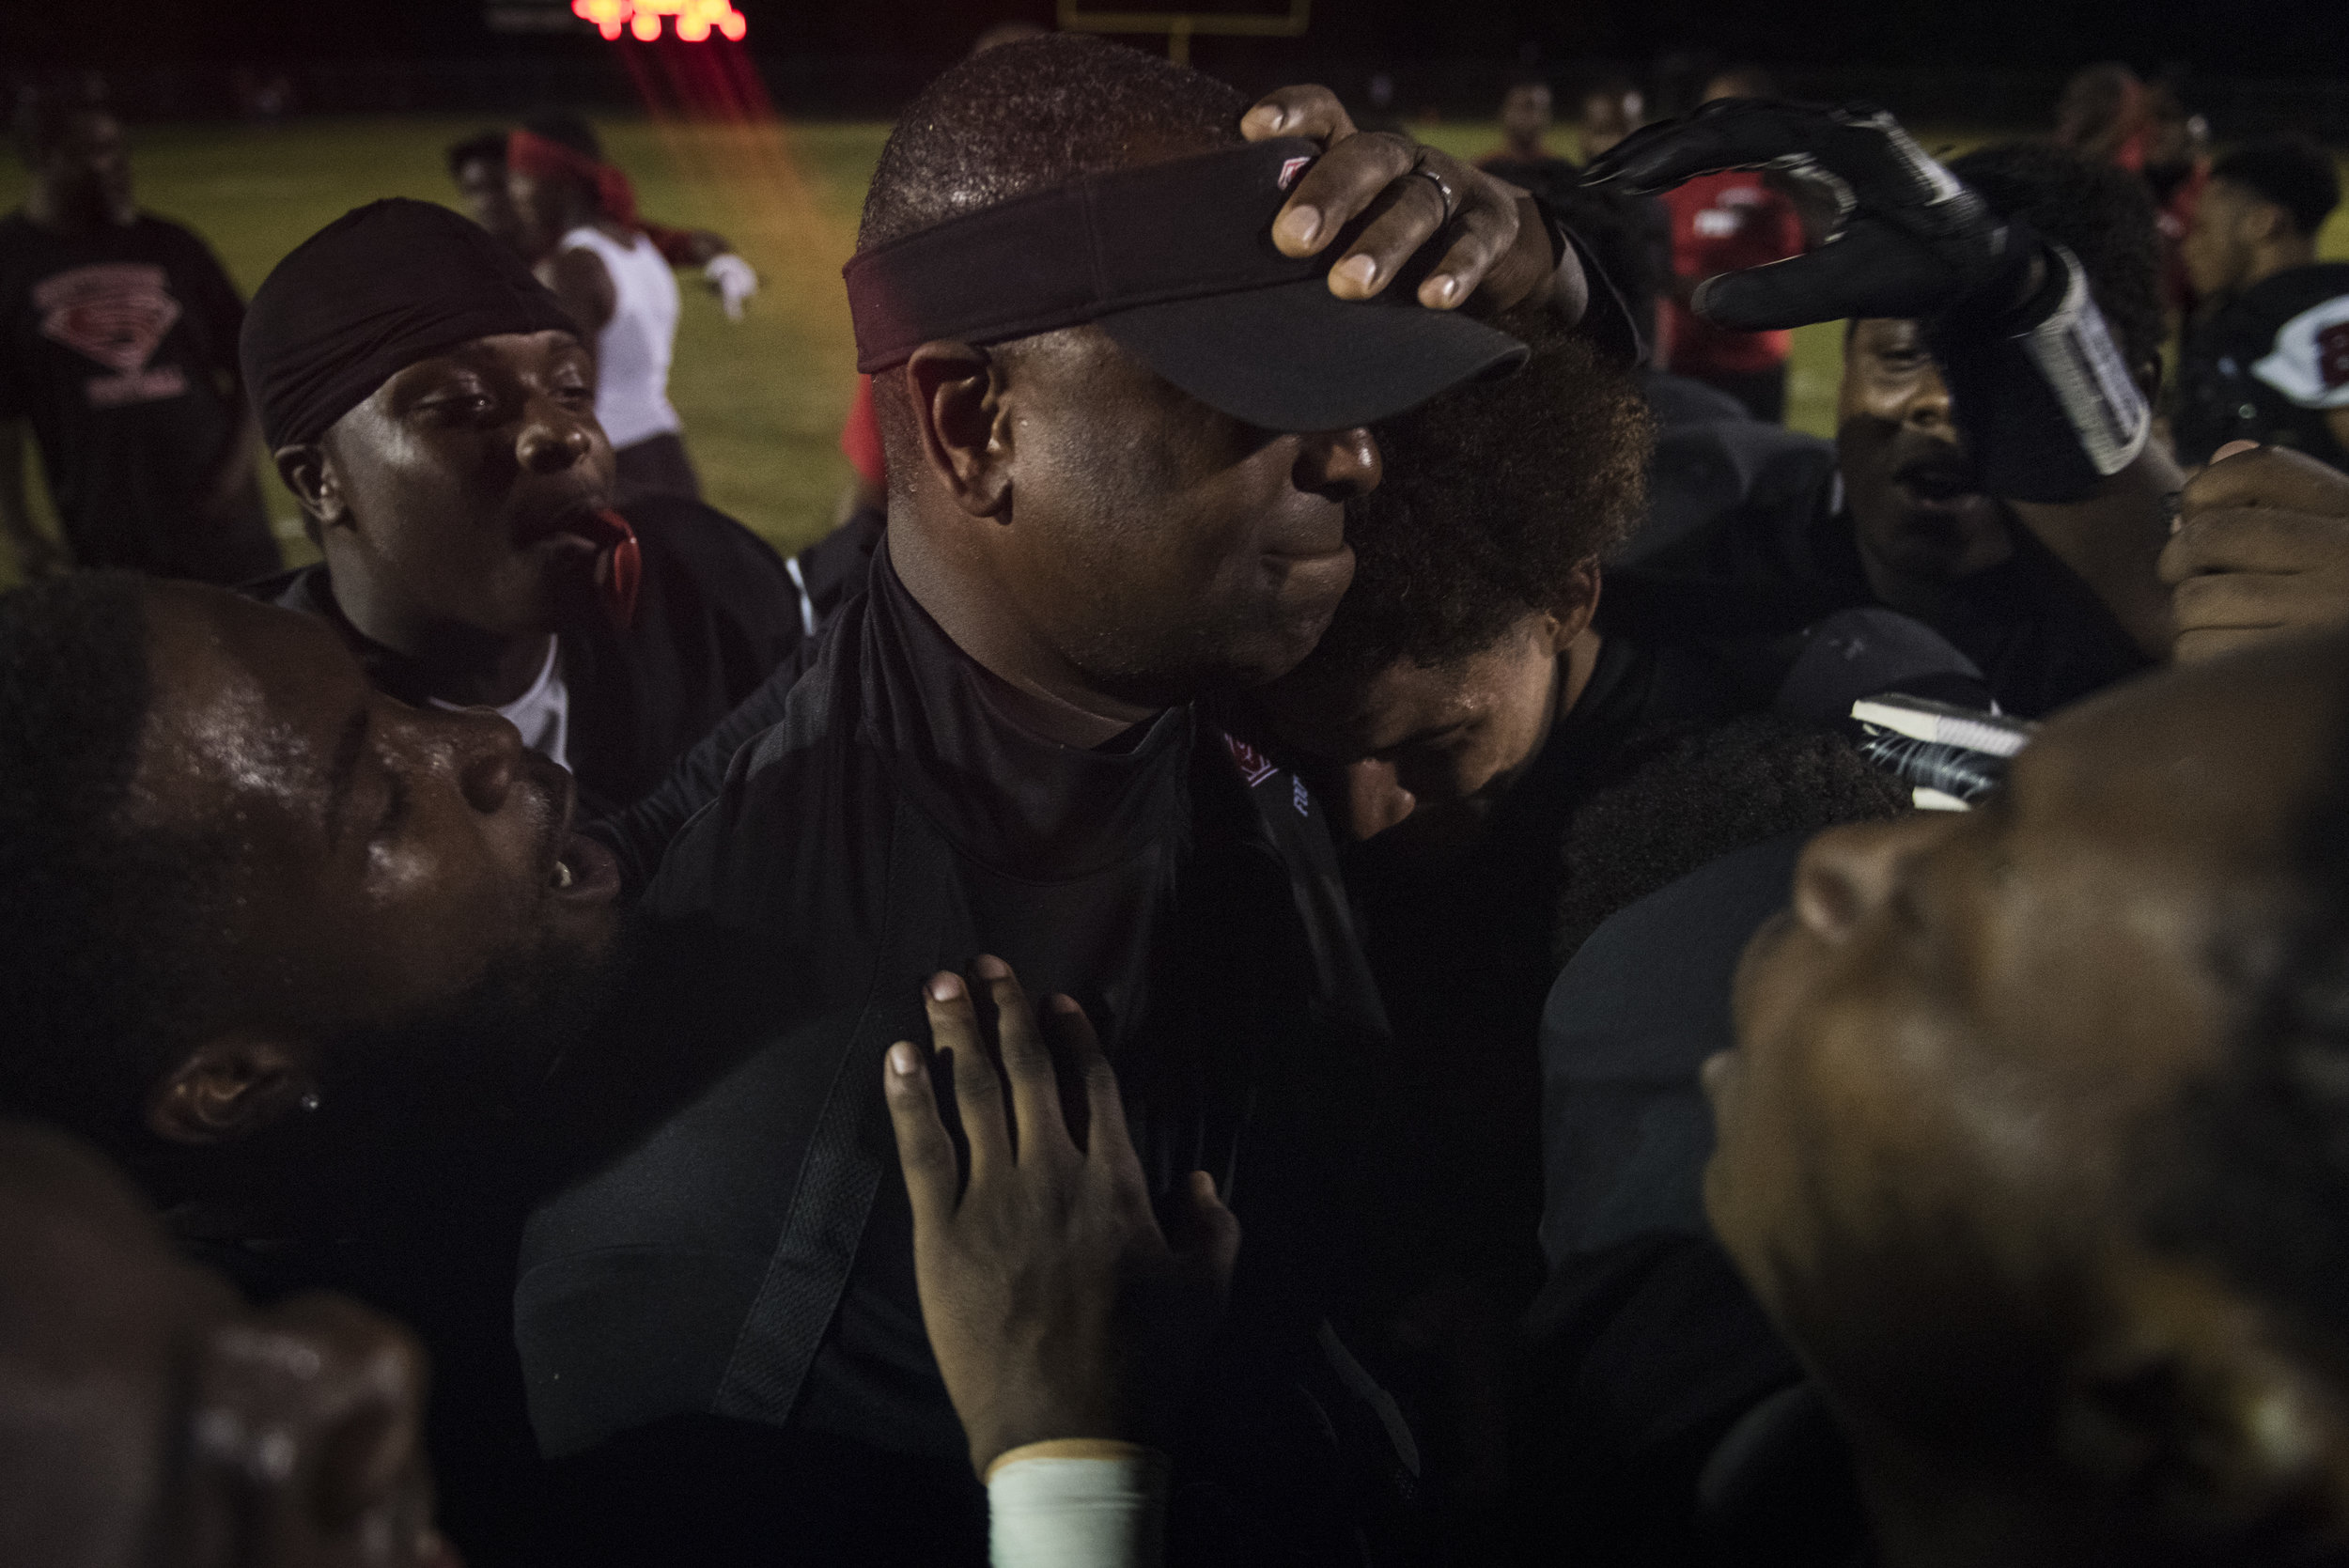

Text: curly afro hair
xmin=1947 ymin=141 xmax=2166 ymax=386
xmin=1302 ymin=310 xmax=1653 ymax=682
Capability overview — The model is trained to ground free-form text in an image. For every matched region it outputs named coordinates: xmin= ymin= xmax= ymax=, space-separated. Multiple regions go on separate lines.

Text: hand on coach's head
xmin=1709 ymin=629 xmax=2349 ymax=1560
xmin=1242 ymin=83 xmax=1576 ymax=318
xmin=0 ymin=1120 xmax=448 ymax=1568
xmin=0 ymin=575 xmax=621 ymax=1205
xmin=274 ymin=328 xmax=616 ymax=644
xmin=882 ymin=958 xmax=1238 ymax=1479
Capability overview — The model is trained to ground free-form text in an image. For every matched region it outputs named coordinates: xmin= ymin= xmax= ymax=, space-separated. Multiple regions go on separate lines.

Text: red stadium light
xmin=572 ymin=0 xmax=747 ymax=41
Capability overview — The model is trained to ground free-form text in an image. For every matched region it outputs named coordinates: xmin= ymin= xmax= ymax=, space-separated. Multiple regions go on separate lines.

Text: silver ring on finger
xmin=1408 ymin=162 xmax=1457 ymax=228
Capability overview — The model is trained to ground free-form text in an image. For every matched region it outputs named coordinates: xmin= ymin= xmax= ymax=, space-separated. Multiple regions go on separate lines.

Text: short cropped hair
xmin=1947 ymin=142 xmax=2166 ymax=381
xmin=1304 ymin=313 xmax=1652 ymax=680
xmin=445 ymin=129 xmax=509 ymax=179
xmin=2211 ymin=135 xmax=2343 ymax=240
xmin=0 ymin=577 xmax=238 ymax=1142
xmin=856 ymin=36 xmax=1251 ymax=477
xmin=857 ymin=35 xmax=1247 ymax=255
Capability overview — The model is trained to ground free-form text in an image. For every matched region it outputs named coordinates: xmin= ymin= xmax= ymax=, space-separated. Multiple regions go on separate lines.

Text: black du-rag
xmin=241 ymin=197 xmax=581 ymax=448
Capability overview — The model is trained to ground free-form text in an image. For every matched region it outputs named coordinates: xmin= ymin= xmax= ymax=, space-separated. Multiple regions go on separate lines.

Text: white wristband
xmin=985 ymin=1441 xmax=1168 ymax=1568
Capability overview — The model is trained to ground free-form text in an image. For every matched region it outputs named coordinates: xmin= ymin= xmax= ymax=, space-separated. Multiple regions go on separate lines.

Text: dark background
xmin=5 ymin=0 xmax=2345 ymax=131
xmin=8 ymin=0 xmax=2344 ymax=76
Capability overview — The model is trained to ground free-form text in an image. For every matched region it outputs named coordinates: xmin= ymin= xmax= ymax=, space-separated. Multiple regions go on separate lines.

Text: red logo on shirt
xmin=1278 ymin=156 xmax=1313 ymax=191
xmin=34 ymin=263 xmax=189 ymax=407
xmin=1221 ymin=731 xmax=1279 ymax=787
xmin=2319 ymin=321 xmax=2349 ymax=391
xmin=36 ymin=264 xmax=180 ymax=373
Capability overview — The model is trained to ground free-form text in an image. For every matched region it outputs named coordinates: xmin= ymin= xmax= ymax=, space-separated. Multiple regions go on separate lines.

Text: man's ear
xmin=904 ymin=342 xmax=1013 ymax=520
xmin=1545 ymin=558 xmax=1604 ymax=651
xmin=145 ymin=1033 xmax=319 ymax=1147
xmin=2061 ymin=1252 xmax=2349 ymax=1545
xmin=273 ymin=443 xmax=350 ymax=537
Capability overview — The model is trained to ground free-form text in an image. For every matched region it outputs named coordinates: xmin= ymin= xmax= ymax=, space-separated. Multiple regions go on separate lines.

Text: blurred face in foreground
xmin=1708 ymin=635 xmax=2349 ymax=1561
xmin=0 ymin=1123 xmax=448 ymax=1567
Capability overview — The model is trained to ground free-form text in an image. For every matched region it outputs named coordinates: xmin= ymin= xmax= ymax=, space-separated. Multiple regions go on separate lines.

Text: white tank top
xmin=559 ymin=225 xmax=682 ymax=449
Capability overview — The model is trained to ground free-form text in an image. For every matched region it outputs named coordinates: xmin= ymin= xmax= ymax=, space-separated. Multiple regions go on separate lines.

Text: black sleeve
xmin=1510 ymin=1234 xmax=1865 ymax=1567
xmin=585 ymin=636 xmax=817 ymax=893
xmin=1966 ymin=525 xmax=2155 ymax=719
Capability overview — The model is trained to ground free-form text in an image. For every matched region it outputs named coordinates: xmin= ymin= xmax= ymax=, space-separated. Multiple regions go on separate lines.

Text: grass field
xmin=2 ymin=115 xmax=2345 ymax=590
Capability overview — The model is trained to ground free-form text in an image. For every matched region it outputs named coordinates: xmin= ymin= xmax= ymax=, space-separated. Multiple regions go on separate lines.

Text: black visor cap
xmin=845 ymin=138 xmax=1532 ymax=433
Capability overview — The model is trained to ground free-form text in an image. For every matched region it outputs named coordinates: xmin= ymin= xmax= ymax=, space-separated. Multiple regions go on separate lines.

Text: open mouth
xmin=526 ymin=758 xmax=620 ymax=906
xmin=1898 ymin=462 xmax=1973 ymax=500
xmin=520 ymin=498 xmax=619 ymax=553
xmin=1893 ymin=458 xmax=1983 ymax=505
xmin=548 ymin=831 xmax=621 ymax=904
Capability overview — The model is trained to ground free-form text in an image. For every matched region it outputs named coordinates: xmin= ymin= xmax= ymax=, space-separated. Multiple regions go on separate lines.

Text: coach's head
xmin=849 ymin=39 xmax=1582 ymax=707
xmin=0 ymin=574 xmax=623 ymax=1218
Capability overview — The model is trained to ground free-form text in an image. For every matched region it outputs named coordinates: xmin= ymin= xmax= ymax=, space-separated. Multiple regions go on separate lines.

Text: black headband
xmin=241 ymin=199 xmax=582 ymax=449
xmin=845 ymin=139 xmax=1351 ymax=372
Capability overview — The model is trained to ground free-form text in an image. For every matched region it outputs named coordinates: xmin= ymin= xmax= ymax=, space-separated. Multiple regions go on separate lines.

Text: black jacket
xmin=2174 ymin=261 xmax=2349 ymax=472
xmin=519 ymin=546 xmax=1400 ymax=1564
xmin=255 ymin=494 xmax=808 ymax=815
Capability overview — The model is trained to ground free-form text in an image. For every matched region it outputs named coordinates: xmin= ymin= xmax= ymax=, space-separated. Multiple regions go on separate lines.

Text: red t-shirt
xmin=839 ymin=373 xmax=884 ymax=488
xmin=1660 ymin=171 xmax=1804 ymax=377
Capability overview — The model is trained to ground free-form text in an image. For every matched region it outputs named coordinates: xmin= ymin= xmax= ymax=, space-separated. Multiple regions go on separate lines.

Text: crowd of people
xmin=4 ymin=33 xmax=2349 ymax=1568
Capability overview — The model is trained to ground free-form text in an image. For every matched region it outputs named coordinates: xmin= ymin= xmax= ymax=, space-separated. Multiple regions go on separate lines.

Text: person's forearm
xmin=2010 ymin=441 xmax=2182 ymax=660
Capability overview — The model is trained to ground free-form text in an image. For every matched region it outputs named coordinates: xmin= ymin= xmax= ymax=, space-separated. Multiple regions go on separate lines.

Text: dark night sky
xmin=5 ymin=0 xmax=2344 ymax=79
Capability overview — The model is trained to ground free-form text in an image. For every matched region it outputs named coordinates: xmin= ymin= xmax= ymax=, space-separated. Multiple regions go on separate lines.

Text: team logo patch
xmin=1221 ymin=732 xmax=1279 ymax=787
xmin=35 ymin=264 xmax=180 ymax=374
xmin=1278 ymin=156 xmax=1313 ymax=192
xmin=2320 ymin=321 xmax=2349 ymax=391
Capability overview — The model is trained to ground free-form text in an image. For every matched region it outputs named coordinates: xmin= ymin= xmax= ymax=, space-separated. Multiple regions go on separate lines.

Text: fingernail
xmin=973 ymin=954 xmax=1010 ymax=982
xmin=1050 ymin=993 xmax=1083 ymax=1015
xmin=888 ymin=1043 xmax=920 ymax=1077
xmin=2213 ymin=440 xmax=2263 ymax=463
xmin=1426 ymin=273 xmax=1461 ymax=306
xmin=1336 ymin=254 xmax=1377 ymax=289
xmin=928 ymin=971 xmax=962 ymax=1002
xmin=1278 ymin=206 xmax=1321 ymax=247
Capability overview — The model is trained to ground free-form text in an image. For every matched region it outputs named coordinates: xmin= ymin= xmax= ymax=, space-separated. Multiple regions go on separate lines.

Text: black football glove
xmin=1585 ymin=100 xmax=2149 ymax=503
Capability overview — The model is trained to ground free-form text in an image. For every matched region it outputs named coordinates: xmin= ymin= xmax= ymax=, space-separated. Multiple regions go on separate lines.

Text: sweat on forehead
xmin=240 ymin=197 xmax=578 ymax=449
xmin=856 ymin=35 xmax=1248 ymax=254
